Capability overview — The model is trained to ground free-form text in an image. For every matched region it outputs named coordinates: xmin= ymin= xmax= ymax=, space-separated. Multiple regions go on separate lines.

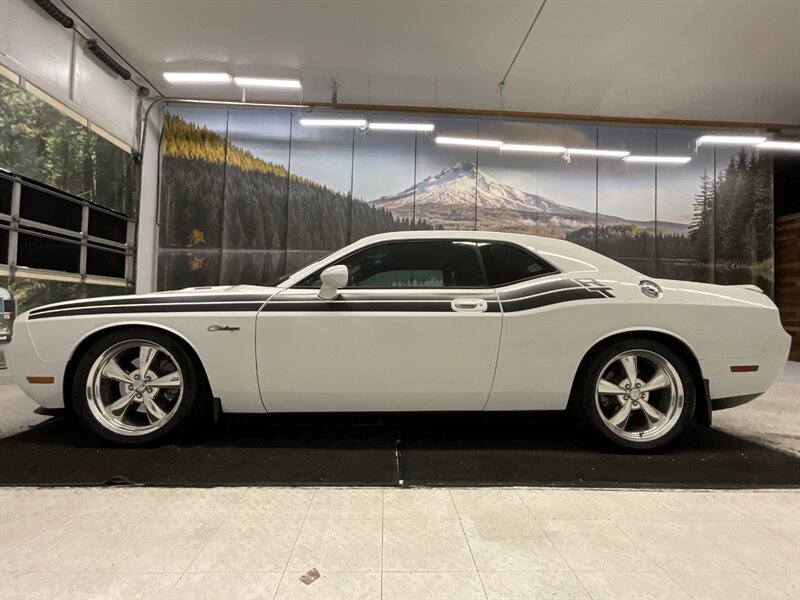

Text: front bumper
xmin=3 ymin=312 xmax=65 ymax=409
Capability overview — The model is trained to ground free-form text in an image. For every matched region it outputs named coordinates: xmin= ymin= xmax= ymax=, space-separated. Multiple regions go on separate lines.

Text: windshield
xmin=266 ymin=251 xmax=334 ymax=286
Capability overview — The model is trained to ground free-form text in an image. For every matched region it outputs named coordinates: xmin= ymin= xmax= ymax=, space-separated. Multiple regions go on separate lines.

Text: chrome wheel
xmin=86 ymin=340 xmax=184 ymax=437
xmin=595 ymin=349 xmax=684 ymax=442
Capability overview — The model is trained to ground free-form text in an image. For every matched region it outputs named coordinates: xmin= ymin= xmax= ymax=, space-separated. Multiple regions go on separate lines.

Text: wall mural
xmin=158 ymin=107 xmax=773 ymax=295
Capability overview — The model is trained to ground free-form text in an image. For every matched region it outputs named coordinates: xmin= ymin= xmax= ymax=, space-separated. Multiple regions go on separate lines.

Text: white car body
xmin=6 ymin=231 xmax=791 ymax=421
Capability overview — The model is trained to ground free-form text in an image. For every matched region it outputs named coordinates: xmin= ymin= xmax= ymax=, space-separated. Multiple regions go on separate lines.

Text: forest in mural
xmin=158 ymin=107 xmax=773 ymax=294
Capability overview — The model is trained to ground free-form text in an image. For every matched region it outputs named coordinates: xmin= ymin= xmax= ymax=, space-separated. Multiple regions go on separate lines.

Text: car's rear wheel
xmin=574 ymin=339 xmax=696 ymax=450
xmin=72 ymin=328 xmax=205 ymax=444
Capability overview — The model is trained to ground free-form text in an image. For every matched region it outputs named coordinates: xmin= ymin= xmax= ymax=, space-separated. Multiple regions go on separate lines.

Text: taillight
xmin=0 ymin=289 xmax=15 ymax=343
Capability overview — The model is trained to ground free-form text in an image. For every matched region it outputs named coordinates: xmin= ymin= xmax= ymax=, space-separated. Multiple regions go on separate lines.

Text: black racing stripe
xmin=265 ymin=301 xmax=447 ymax=313
xmin=29 ymin=294 xmax=273 ymax=315
xmin=272 ymin=291 xmax=497 ymax=303
xmin=263 ymin=300 xmax=502 ymax=313
xmin=496 ymin=278 xmax=581 ymax=301
xmin=501 ymin=287 xmax=603 ymax=313
xmin=28 ymin=302 xmax=265 ymax=320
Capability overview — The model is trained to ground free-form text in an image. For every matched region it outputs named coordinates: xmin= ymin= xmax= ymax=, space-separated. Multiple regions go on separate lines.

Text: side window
xmin=479 ymin=243 xmax=555 ymax=286
xmin=297 ymin=241 xmax=485 ymax=288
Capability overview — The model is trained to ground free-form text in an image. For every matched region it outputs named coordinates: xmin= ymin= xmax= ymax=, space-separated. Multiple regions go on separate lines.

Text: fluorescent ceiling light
xmin=164 ymin=72 xmax=231 ymax=83
xmin=435 ymin=136 xmax=502 ymax=148
xmin=298 ymin=118 xmax=367 ymax=127
xmin=624 ymin=155 xmax=692 ymax=164
xmin=500 ymin=143 xmax=565 ymax=154
xmin=697 ymin=135 xmax=766 ymax=145
xmin=368 ymin=122 xmax=435 ymax=132
xmin=758 ymin=140 xmax=800 ymax=151
xmin=233 ymin=77 xmax=301 ymax=89
xmin=567 ymin=148 xmax=630 ymax=158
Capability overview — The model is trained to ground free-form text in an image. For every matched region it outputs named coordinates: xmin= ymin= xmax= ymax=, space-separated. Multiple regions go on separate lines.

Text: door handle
xmin=451 ymin=298 xmax=488 ymax=313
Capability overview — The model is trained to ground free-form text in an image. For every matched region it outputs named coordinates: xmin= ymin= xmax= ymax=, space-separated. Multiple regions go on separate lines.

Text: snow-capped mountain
xmin=368 ymin=161 xmax=687 ymax=236
xmin=371 ymin=161 xmax=590 ymax=215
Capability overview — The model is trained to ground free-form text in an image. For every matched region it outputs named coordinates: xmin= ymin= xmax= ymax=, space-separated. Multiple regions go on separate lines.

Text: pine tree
xmin=688 ymin=170 xmax=714 ymax=265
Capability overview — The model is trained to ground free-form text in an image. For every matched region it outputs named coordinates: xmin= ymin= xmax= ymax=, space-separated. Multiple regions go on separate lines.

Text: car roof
xmin=278 ymin=230 xmax=640 ymax=287
xmin=358 ymin=230 xmax=564 ymax=249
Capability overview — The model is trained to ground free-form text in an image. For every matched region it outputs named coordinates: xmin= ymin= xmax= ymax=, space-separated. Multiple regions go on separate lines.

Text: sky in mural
xmin=180 ymin=107 xmax=708 ymax=225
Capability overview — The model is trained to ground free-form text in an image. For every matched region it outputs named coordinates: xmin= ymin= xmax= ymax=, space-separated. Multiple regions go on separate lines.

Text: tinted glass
xmin=0 ymin=228 xmax=7 ymax=264
xmin=87 ymin=247 xmax=126 ymax=278
xmin=480 ymin=243 xmax=553 ymax=286
xmin=19 ymin=186 xmax=82 ymax=231
xmin=88 ymin=209 xmax=128 ymax=243
xmin=17 ymin=232 xmax=80 ymax=272
xmin=0 ymin=178 xmax=12 ymax=215
xmin=300 ymin=241 xmax=484 ymax=288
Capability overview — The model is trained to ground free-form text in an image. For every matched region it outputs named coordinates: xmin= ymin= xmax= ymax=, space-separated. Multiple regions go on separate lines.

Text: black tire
xmin=572 ymin=338 xmax=696 ymax=450
xmin=71 ymin=328 xmax=207 ymax=445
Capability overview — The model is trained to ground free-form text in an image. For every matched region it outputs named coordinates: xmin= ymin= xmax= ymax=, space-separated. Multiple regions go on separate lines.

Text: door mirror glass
xmin=318 ymin=265 xmax=349 ymax=300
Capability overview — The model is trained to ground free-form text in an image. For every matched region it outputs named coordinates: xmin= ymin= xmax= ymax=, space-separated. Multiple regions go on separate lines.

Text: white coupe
xmin=6 ymin=231 xmax=790 ymax=449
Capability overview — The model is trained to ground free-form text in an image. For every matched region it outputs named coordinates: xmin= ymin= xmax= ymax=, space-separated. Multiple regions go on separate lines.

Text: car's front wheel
xmin=574 ymin=339 xmax=696 ymax=450
xmin=72 ymin=328 xmax=205 ymax=444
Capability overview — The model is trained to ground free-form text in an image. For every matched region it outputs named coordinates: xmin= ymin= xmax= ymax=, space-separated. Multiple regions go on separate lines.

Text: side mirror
xmin=318 ymin=265 xmax=348 ymax=300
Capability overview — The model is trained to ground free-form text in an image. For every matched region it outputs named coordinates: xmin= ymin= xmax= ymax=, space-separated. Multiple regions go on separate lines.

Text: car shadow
xmin=1 ymin=411 xmax=798 ymax=488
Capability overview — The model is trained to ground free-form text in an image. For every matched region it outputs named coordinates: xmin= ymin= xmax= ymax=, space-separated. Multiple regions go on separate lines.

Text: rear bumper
xmin=711 ymin=393 xmax=762 ymax=411
xmin=699 ymin=327 xmax=791 ymax=406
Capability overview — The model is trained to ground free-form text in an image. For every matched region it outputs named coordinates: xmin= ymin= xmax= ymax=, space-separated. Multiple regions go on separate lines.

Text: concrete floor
xmin=0 ymin=364 xmax=798 ymax=599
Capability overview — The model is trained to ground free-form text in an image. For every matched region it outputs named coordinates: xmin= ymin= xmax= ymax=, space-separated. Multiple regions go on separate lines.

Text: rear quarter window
xmin=480 ymin=243 xmax=556 ymax=286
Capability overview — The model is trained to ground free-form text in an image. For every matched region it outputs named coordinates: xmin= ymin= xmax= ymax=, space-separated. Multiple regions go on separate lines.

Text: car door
xmin=255 ymin=240 xmax=502 ymax=412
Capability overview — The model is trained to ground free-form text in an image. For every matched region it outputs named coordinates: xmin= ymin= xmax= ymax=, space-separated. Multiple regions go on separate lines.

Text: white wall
xmin=135 ymin=102 xmax=162 ymax=293
xmin=0 ymin=0 xmax=139 ymax=147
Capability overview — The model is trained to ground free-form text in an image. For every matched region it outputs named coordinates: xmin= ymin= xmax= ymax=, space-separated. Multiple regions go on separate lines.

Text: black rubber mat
xmin=1 ymin=412 xmax=798 ymax=488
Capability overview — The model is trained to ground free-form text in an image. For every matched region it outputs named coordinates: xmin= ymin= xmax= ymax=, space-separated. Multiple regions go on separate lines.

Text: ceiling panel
xmin=64 ymin=0 xmax=800 ymax=124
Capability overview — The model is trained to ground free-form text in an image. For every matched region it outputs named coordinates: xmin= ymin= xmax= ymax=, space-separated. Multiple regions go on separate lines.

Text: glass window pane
xmin=86 ymin=247 xmax=126 ymax=278
xmin=19 ymin=185 xmax=82 ymax=231
xmin=341 ymin=241 xmax=483 ymax=288
xmin=300 ymin=241 xmax=484 ymax=288
xmin=17 ymin=232 xmax=80 ymax=272
xmin=0 ymin=228 xmax=7 ymax=264
xmin=88 ymin=208 xmax=127 ymax=243
xmin=480 ymin=243 xmax=553 ymax=286
xmin=0 ymin=178 xmax=12 ymax=215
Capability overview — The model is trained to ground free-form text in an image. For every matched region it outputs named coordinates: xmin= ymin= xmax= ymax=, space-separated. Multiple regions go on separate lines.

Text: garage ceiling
xmin=65 ymin=0 xmax=800 ymax=126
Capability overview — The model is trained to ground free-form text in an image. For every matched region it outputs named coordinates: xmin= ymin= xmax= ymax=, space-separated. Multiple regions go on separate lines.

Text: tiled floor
xmin=0 ymin=487 xmax=798 ymax=599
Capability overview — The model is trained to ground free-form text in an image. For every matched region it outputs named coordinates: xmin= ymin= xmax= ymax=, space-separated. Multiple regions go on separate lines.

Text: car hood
xmin=25 ymin=284 xmax=281 ymax=316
